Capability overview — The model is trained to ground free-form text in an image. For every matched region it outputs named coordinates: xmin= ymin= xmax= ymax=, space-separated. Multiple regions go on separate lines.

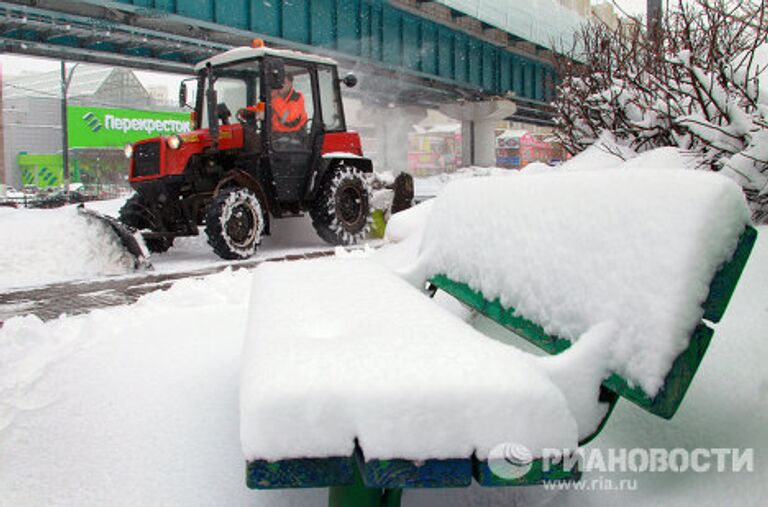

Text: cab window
xmin=201 ymin=61 xmax=260 ymax=129
xmin=318 ymin=66 xmax=344 ymax=131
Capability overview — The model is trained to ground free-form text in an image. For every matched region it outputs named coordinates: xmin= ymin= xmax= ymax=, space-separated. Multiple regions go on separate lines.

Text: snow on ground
xmin=0 ymin=205 xmax=138 ymax=290
xmin=1 ymin=147 xmax=766 ymax=506
xmin=414 ymin=134 xmax=705 ymax=200
xmin=139 ymin=212 xmax=332 ymax=276
xmin=0 ymin=136 xmax=684 ymax=293
xmin=0 ymin=196 xmax=332 ymax=291
xmin=0 ymin=268 xmax=313 ymax=506
xmin=414 ymin=166 xmax=517 ymax=199
xmin=1 ymin=221 xmax=765 ymax=506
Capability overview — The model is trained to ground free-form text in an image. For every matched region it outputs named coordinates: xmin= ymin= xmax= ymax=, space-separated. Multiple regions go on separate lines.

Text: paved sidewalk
xmin=0 ymin=250 xmax=335 ymax=322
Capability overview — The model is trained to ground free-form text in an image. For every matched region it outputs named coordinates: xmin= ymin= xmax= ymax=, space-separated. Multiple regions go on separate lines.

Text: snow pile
xmin=0 ymin=197 xmax=336 ymax=289
xmin=411 ymin=170 xmax=751 ymax=396
xmin=523 ymin=134 xmax=703 ymax=176
xmin=412 ymin=136 xmax=702 ymax=199
xmin=384 ymin=201 xmax=434 ymax=245
xmin=618 ymin=146 xmax=701 ymax=171
xmin=553 ymin=132 xmax=636 ymax=172
xmin=371 ymin=200 xmax=434 ymax=272
xmin=240 ymin=258 xmax=580 ymax=462
xmin=0 ymin=205 xmax=138 ymax=290
xmin=0 ymin=268 xmax=274 ymax=506
xmin=414 ymin=166 xmax=516 ymax=198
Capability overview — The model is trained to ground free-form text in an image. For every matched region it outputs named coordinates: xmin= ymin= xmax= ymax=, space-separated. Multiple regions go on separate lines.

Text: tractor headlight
xmin=166 ymin=135 xmax=182 ymax=150
xmin=123 ymin=143 xmax=133 ymax=159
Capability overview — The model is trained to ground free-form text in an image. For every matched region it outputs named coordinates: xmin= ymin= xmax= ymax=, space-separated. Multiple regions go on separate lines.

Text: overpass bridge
xmin=0 ymin=0 xmax=586 ymax=167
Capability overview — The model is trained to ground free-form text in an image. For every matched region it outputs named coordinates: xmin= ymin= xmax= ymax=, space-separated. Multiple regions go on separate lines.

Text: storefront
xmin=17 ymin=105 xmax=192 ymax=189
xmin=496 ymin=130 xmax=567 ymax=169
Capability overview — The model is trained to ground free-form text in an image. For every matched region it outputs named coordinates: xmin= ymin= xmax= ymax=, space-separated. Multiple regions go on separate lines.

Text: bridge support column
xmin=440 ymin=100 xmax=517 ymax=167
xmin=365 ymin=106 xmax=427 ymax=175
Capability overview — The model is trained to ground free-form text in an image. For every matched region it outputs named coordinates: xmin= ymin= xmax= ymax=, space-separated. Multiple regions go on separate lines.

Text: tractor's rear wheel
xmin=310 ymin=166 xmax=372 ymax=246
xmin=118 ymin=193 xmax=174 ymax=253
xmin=205 ymin=187 xmax=265 ymax=260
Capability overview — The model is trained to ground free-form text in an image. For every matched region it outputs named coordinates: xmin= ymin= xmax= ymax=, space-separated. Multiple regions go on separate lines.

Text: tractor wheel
xmin=205 ymin=186 xmax=265 ymax=260
xmin=118 ymin=193 xmax=174 ymax=253
xmin=310 ymin=165 xmax=371 ymax=246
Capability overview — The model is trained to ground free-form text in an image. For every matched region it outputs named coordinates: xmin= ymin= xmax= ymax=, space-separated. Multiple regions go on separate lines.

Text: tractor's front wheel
xmin=118 ymin=193 xmax=174 ymax=253
xmin=205 ymin=187 xmax=265 ymax=260
xmin=310 ymin=166 xmax=372 ymax=246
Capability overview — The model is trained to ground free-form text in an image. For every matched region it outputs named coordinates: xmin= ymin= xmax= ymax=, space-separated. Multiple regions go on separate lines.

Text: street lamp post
xmin=60 ymin=61 xmax=78 ymax=199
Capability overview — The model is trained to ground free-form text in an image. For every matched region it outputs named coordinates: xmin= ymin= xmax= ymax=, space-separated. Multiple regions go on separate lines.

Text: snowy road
xmin=0 ymin=197 xmax=375 ymax=322
xmin=0 ymin=249 xmax=337 ymax=322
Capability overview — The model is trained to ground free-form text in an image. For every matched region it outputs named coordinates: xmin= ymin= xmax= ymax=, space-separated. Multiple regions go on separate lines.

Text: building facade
xmin=1 ymin=65 xmax=183 ymax=190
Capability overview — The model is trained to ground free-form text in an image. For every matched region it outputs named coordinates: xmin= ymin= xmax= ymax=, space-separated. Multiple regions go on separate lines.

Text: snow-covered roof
xmin=3 ymin=65 xmax=151 ymax=105
xmin=5 ymin=65 xmax=114 ymax=99
xmin=193 ymin=46 xmax=337 ymax=72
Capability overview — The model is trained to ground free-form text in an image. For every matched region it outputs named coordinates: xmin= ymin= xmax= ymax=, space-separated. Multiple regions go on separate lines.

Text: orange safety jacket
xmin=271 ymin=88 xmax=308 ymax=133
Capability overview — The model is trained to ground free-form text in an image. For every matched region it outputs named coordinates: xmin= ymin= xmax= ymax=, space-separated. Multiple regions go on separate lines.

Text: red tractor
xmin=120 ymin=41 xmax=373 ymax=260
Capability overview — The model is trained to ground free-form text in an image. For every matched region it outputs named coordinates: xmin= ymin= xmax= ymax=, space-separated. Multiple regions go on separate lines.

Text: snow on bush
xmin=554 ymin=0 xmax=768 ymax=222
xmin=409 ymin=170 xmax=750 ymax=397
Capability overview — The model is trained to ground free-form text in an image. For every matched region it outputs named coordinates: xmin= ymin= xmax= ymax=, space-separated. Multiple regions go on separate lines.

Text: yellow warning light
xmin=251 ymin=39 xmax=265 ymax=48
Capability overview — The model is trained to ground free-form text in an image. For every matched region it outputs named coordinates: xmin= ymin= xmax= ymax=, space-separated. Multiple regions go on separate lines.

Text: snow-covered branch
xmin=553 ymin=0 xmax=768 ymax=222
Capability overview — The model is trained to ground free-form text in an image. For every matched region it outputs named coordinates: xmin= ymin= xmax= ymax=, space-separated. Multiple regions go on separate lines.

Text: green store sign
xmin=67 ymin=105 xmax=193 ymax=148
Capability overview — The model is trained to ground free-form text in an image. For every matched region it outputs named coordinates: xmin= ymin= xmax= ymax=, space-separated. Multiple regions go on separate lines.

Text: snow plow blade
xmin=77 ymin=205 xmax=152 ymax=271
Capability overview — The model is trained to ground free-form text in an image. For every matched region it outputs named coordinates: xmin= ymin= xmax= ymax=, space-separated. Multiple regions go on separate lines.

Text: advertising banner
xmin=67 ymin=105 xmax=192 ymax=148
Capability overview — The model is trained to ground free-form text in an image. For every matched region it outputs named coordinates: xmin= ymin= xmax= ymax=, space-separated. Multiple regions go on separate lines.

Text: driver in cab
xmin=237 ymin=74 xmax=308 ymax=138
xmin=270 ymin=74 xmax=308 ymax=133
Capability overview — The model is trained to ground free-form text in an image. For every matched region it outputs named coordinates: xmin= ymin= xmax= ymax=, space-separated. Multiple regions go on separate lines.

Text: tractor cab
xmin=184 ymin=44 xmax=348 ymax=174
xmin=180 ymin=42 xmax=360 ymax=195
xmin=122 ymin=41 xmax=373 ymax=260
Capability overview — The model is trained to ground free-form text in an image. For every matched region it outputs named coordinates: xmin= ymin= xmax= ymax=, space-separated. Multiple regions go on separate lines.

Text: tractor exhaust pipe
xmin=206 ymin=63 xmax=219 ymax=151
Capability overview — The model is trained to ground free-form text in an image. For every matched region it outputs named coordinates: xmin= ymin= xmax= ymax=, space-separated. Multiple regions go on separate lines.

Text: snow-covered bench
xmin=242 ymin=258 xmax=583 ymax=502
xmin=240 ymin=170 xmax=756 ymax=506
xmin=418 ymin=171 xmax=756 ymax=420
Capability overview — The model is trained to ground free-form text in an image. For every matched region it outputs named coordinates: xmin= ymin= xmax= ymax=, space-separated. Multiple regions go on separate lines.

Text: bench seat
xmin=241 ymin=258 xmax=585 ymax=489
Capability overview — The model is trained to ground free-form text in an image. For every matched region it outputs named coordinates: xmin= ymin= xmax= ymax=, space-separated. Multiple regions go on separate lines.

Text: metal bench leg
xmin=328 ymin=466 xmax=403 ymax=507
xmin=382 ymin=488 xmax=403 ymax=506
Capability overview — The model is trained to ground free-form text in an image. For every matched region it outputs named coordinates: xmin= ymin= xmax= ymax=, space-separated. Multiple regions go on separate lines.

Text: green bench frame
xmin=431 ymin=225 xmax=757 ymax=420
xmin=245 ymin=225 xmax=757 ymax=507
